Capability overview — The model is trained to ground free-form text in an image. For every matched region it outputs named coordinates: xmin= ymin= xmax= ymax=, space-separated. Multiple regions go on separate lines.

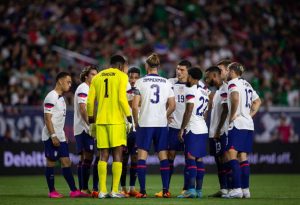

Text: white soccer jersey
xmin=74 ymin=82 xmax=89 ymax=136
xmin=209 ymin=82 xmax=228 ymax=138
xmin=168 ymin=78 xmax=186 ymax=129
xmin=42 ymin=90 xmax=67 ymax=142
xmin=227 ymin=78 xmax=259 ymax=130
xmin=185 ymin=84 xmax=209 ymax=134
xmin=135 ymin=74 xmax=175 ymax=127
xmin=198 ymin=80 xmax=211 ymax=95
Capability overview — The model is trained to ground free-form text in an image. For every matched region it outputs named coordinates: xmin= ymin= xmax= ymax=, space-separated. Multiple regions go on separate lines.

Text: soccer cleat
xmin=91 ymin=191 xmax=99 ymax=198
xmin=178 ymin=189 xmax=197 ymax=198
xmin=48 ymin=190 xmax=64 ymax=198
xmin=110 ymin=192 xmax=126 ymax=198
xmin=70 ymin=190 xmax=90 ymax=198
xmin=163 ymin=191 xmax=171 ymax=198
xmin=196 ymin=190 xmax=202 ymax=198
xmin=209 ymin=189 xmax=227 ymax=198
xmin=128 ymin=189 xmax=139 ymax=197
xmin=120 ymin=191 xmax=130 ymax=198
xmin=135 ymin=192 xmax=147 ymax=198
xmin=155 ymin=190 xmax=163 ymax=198
xmin=81 ymin=189 xmax=92 ymax=196
xmin=177 ymin=190 xmax=186 ymax=198
xmin=223 ymin=188 xmax=243 ymax=198
xmin=242 ymin=188 xmax=251 ymax=198
xmin=98 ymin=192 xmax=109 ymax=199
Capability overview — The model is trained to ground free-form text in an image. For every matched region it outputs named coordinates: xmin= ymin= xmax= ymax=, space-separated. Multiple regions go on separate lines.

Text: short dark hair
xmin=56 ymin=72 xmax=71 ymax=82
xmin=205 ymin=66 xmax=221 ymax=74
xmin=188 ymin=67 xmax=203 ymax=80
xmin=228 ymin=62 xmax=244 ymax=76
xmin=80 ymin=65 xmax=98 ymax=82
xmin=217 ymin=59 xmax=232 ymax=67
xmin=110 ymin=55 xmax=126 ymax=66
xmin=128 ymin=67 xmax=140 ymax=76
xmin=178 ymin=60 xmax=192 ymax=68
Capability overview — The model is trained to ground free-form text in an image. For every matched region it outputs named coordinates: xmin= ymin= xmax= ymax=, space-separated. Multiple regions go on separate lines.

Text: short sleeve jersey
xmin=74 ymin=82 xmax=89 ymax=136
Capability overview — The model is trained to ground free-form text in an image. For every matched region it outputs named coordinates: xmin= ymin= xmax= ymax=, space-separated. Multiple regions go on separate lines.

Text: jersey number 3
xmin=150 ymin=84 xmax=160 ymax=104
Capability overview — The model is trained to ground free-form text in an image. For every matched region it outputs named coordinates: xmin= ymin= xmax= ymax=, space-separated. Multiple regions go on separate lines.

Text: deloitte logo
xmin=4 ymin=151 xmax=46 ymax=167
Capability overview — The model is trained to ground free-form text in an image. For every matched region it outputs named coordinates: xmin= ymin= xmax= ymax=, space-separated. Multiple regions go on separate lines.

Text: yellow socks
xmin=112 ymin=162 xmax=122 ymax=193
xmin=98 ymin=161 xmax=107 ymax=193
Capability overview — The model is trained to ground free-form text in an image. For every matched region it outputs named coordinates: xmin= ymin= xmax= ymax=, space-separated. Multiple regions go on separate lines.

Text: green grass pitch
xmin=0 ymin=174 xmax=300 ymax=205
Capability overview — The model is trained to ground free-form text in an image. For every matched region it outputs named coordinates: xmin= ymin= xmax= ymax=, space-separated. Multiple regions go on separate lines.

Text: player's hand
xmin=51 ymin=136 xmax=60 ymax=147
xmin=126 ymin=121 xmax=133 ymax=134
xmin=178 ymin=129 xmax=184 ymax=143
xmin=126 ymin=116 xmax=133 ymax=124
xmin=229 ymin=114 xmax=238 ymax=124
xmin=89 ymin=123 xmax=96 ymax=138
xmin=167 ymin=116 xmax=174 ymax=124
xmin=213 ymin=130 xmax=221 ymax=139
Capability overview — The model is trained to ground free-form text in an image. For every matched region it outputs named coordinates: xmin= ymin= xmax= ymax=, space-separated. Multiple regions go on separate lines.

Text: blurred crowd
xmin=0 ymin=0 xmax=300 ymax=109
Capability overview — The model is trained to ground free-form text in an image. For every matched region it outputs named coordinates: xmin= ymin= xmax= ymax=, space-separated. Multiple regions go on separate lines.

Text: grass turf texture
xmin=0 ymin=174 xmax=299 ymax=205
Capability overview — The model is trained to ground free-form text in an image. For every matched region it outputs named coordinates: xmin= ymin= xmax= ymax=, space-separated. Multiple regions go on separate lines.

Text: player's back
xmin=186 ymin=84 xmax=209 ymax=134
xmin=74 ymin=82 xmax=89 ymax=135
xmin=92 ymin=68 xmax=129 ymax=124
xmin=135 ymin=74 xmax=174 ymax=127
xmin=228 ymin=78 xmax=258 ymax=130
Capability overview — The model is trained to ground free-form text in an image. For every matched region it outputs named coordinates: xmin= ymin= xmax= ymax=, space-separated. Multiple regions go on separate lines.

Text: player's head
xmin=80 ymin=65 xmax=98 ymax=84
xmin=110 ymin=55 xmax=128 ymax=73
xmin=187 ymin=67 xmax=202 ymax=87
xmin=176 ymin=60 xmax=191 ymax=82
xmin=227 ymin=62 xmax=245 ymax=81
xmin=56 ymin=72 xmax=72 ymax=93
xmin=128 ymin=67 xmax=141 ymax=87
xmin=217 ymin=59 xmax=231 ymax=81
xmin=205 ymin=66 xmax=222 ymax=87
xmin=145 ymin=53 xmax=160 ymax=73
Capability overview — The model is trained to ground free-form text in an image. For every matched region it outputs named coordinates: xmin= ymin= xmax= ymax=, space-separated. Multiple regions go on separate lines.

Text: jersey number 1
xmin=104 ymin=78 xmax=109 ymax=98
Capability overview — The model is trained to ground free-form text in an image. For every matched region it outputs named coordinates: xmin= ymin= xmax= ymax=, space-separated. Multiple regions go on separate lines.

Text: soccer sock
xmin=112 ymin=162 xmax=122 ymax=193
xmin=229 ymin=159 xmax=241 ymax=189
xmin=216 ymin=158 xmax=227 ymax=190
xmin=160 ymin=159 xmax=170 ymax=192
xmin=168 ymin=159 xmax=174 ymax=187
xmin=183 ymin=164 xmax=189 ymax=190
xmin=82 ymin=159 xmax=92 ymax=190
xmin=196 ymin=161 xmax=205 ymax=190
xmin=93 ymin=156 xmax=99 ymax=191
xmin=225 ymin=162 xmax=233 ymax=189
xmin=129 ymin=162 xmax=137 ymax=187
xmin=62 ymin=167 xmax=77 ymax=191
xmin=77 ymin=160 xmax=82 ymax=190
xmin=120 ymin=158 xmax=128 ymax=187
xmin=186 ymin=159 xmax=197 ymax=190
xmin=137 ymin=159 xmax=147 ymax=194
xmin=240 ymin=160 xmax=250 ymax=189
xmin=98 ymin=161 xmax=107 ymax=193
xmin=45 ymin=167 xmax=55 ymax=192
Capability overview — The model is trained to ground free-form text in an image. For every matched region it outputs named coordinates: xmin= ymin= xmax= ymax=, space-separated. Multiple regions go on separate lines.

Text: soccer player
xmin=43 ymin=72 xmax=87 ymax=198
xmin=205 ymin=66 xmax=229 ymax=197
xmin=132 ymin=53 xmax=175 ymax=198
xmin=87 ymin=55 xmax=132 ymax=198
xmin=73 ymin=65 xmax=98 ymax=195
xmin=225 ymin=62 xmax=261 ymax=198
xmin=177 ymin=67 xmax=209 ymax=198
xmin=120 ymin=67 xmax=141 ymax=197
xmin=155 ymin=60 xmax=192 ymax=198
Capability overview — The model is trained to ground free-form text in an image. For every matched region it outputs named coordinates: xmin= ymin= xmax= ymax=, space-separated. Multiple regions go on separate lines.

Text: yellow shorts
xmin=96 ymin=124 xmax=127 ymax=149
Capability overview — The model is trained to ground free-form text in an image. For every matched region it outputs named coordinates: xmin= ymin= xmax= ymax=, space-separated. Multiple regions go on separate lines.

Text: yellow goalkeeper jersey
xmin=87 ymin=68 xmax=131 ymax=125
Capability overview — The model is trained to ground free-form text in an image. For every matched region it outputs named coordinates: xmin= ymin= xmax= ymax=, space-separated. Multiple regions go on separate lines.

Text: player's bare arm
xmin=166 ymin=96 xmax=176 ymax=118
xmin=250 ymin=97 xmax=261 ymax=118
xmin=178 ymin=102 xmax=194 ymax=142
xmin=229 ymin=91 xmax=239 ymax=123
xmin=44 ymin=113 xmax=60 ymax=147
xmin=214 ymin=103 xmax=228 ymax=139
xmin=132 ymin=94 xmax=140 ymax=129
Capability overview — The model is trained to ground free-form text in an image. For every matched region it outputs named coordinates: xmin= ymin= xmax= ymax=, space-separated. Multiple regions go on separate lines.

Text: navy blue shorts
xmin=75 ymin=131 xmax=95 ymax=154
xmin=168 ymin=127 xmax=184 ymax=151
xmin=136 ymin=127 xmax=168 ymax=153
xmin=209 ymin=134 xmax=228 ymax=156
xmin=226 ymin=127 xmax=253 ymax=153
xmin=44 ymin=138 xmax=69 ymax=161
xmin=127 ymin=131 xmax=138 ymax=155
xmin=184 ymin=131 xmax=208 ymax=158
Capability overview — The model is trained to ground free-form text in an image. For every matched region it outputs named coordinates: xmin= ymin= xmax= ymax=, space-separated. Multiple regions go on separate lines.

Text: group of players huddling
xmin=42 ymin=53 xmax=261 ymax=199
